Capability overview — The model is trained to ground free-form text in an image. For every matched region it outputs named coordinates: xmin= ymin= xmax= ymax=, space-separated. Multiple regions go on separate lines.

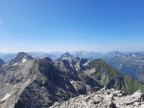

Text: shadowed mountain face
xmin=0 ymin=52 xmax=144 ymax=108
xmin=15 ymin=58 xmax=80 ymax=108
xmin=0 ymin=58 xmax=5 ymax=68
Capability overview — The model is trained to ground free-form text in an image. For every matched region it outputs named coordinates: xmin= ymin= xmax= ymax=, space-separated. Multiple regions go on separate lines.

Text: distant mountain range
xmin=1 ymin=51 xmax=144 ymax=83
xmin=0 ymin=52 xmax=144 ymax=107
xmin=0 ymin=51 xmax=103 ymax=63
xmin=103 ymin=51 xmax=144 ymax=83
xmin=0 ymin=52 xmax=62 ymax=62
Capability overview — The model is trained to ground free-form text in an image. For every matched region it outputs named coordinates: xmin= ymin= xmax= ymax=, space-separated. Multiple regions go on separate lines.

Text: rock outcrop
xmin=50 ymin=88 xmax=144 ymax=108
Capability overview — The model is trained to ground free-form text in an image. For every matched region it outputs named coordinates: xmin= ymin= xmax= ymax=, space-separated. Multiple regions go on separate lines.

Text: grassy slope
xmin=81 ymin=59 xmax=144 ymax=94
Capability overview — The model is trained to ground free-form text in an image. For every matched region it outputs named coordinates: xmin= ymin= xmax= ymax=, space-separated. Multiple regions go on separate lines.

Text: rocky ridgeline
xmin=0 ymin=52 xmax=144 ymax=108
xmin=50 ymin=88 xmax=144 ymax=108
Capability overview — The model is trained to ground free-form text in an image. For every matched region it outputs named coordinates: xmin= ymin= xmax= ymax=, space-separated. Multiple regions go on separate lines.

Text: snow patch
xmin=22 ymin=59 xmax=26 ymax=63
xmin=70 ymin=80 xmax=74 ymax=84
xmin=7 ymin=83 xmax=9 ymax=85
xmin=42 ymin=80 xmax=45 ymax=84
xmin=1 ymin=93 xmax=11 ymax=101
xmin=4 ymin=64 xmax=8 ymax=66
xmin=83 ymin=61 xmax=90 ymax=66
xmin=13 ymin=63 xmax=18 ymax=66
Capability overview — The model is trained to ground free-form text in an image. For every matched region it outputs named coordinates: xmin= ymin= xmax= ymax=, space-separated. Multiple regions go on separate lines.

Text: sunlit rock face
xmin=50 ymin=88 xmax=144 ymax=108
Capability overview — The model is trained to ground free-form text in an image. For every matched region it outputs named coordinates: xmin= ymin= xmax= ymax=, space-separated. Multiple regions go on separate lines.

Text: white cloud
xmin=0 ymin=21 xmax=2 ymax=25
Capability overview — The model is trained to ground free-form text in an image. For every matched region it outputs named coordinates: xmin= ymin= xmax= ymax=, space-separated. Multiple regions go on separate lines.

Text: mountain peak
xmin=111 ymin=50 xmax=121 ymax=54
xmin=108 ymin=51 xmax=122 ymax=57
xmin=60 ymin=52 xmax=73 ymax=59
xmin=17 ymin=52 xmax=32 ymax=59
xmin=10 ymin=52 xmax=33 ymax=64
xmin=63 ymin=52 xmax=72 ymax=56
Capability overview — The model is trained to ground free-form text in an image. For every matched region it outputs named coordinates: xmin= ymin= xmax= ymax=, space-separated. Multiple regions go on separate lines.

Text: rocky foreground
xmin=50 ymin=88 xmax=144 ymax=108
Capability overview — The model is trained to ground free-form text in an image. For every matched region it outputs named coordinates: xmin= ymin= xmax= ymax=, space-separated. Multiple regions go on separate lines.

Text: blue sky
xmin=0 ymin=0 xmax=144 ymax=52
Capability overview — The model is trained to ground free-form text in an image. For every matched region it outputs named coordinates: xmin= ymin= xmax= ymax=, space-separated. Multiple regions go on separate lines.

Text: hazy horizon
xmin=0 ymin=50 xmax=144 ymax=54
xmin=0 ymin=0 xmax=144 ymax=52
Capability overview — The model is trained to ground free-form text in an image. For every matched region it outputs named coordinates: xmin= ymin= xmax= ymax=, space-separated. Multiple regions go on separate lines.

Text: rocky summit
xmin=50 ymin=88 xmax=144 ymax=108
xmin=0 ymin=52 xmax=144 ymax=108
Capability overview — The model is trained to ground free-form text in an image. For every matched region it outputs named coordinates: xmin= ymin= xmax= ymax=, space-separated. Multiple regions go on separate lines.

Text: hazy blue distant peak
xmin=62 ymin=52 xmax=72 ymax=57
xmin=59 ymin=52 xmax=80 ymax=60
xmin=1 ymin=51 xmax=144 ymax=63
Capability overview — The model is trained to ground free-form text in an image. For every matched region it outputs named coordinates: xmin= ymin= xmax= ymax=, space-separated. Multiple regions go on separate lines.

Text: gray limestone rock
xmin=50 ymin=88 xmax=144 ymax=108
